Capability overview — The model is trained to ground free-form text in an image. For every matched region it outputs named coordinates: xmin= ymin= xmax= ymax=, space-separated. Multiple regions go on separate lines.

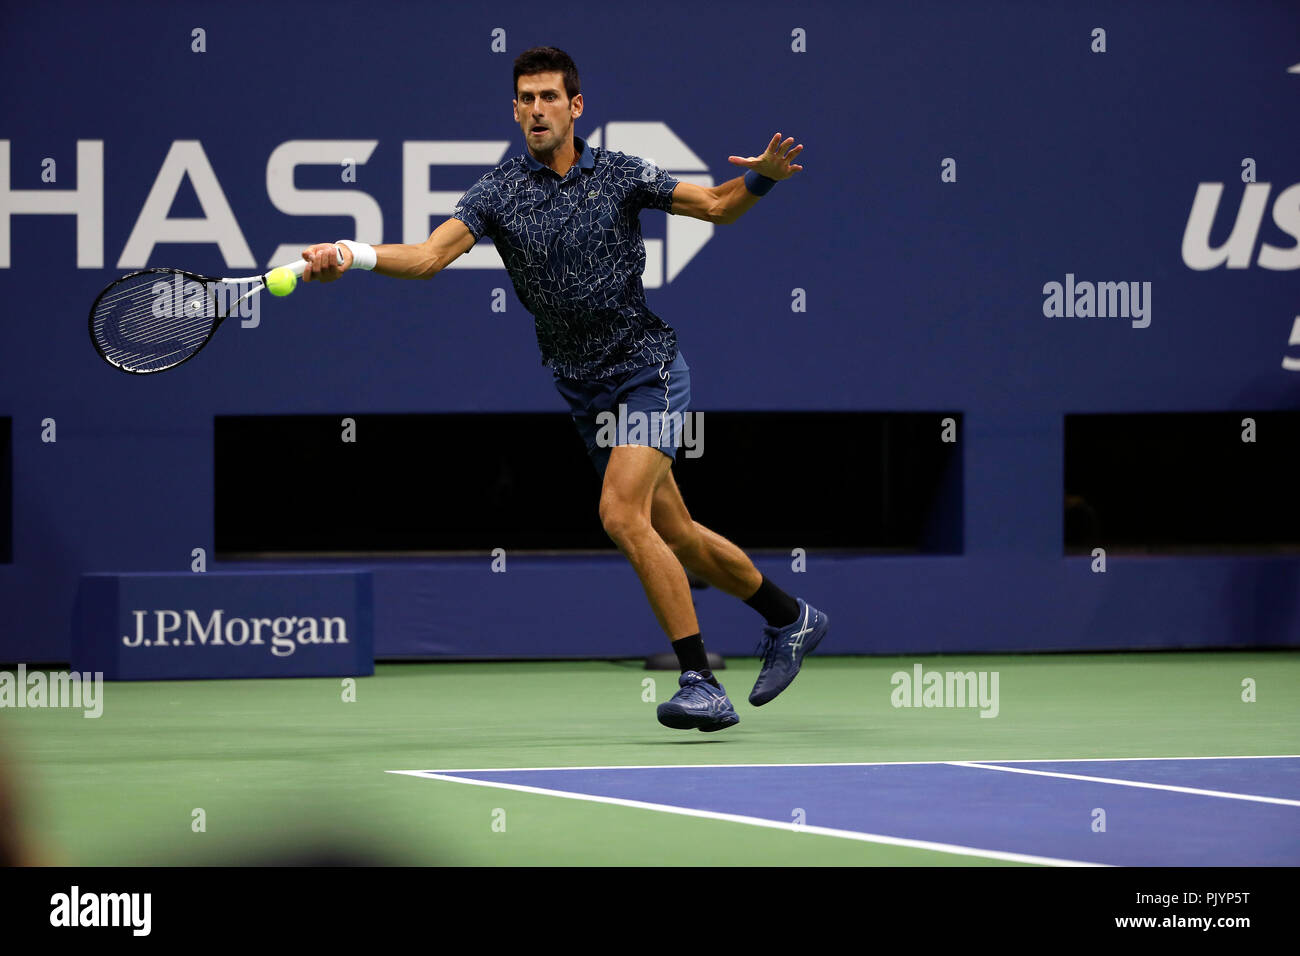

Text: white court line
xmin=391 ymin=754 xmax=1300 ymax=775
xmin=386 ymin=770 xmax=1105 ymax=867
xmin=949 ymin=761 xmax=1300 ymax=807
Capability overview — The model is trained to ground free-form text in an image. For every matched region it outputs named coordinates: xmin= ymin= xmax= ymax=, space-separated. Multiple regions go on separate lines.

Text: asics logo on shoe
xmin=788 ymin=607 xmax=814 ymax=661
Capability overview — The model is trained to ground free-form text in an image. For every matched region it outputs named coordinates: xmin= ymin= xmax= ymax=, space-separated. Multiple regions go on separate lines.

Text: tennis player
xmin=300 ymin=46 xmax=828 ymax=732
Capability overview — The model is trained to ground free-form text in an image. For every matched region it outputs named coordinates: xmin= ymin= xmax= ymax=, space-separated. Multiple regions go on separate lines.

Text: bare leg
xmin=600 ymin=445 xmax=699 ymax=639
xmin=650 ymin=468 xmax=762 ymax=600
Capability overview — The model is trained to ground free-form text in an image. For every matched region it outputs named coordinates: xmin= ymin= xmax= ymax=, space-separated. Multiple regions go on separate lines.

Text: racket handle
xmin=279 ymin=245 xmax=345 ymax=278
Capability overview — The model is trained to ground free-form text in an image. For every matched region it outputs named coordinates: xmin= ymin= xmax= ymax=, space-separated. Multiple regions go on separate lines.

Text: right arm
xmin=300 ymin=217 xmax=478 ymax=283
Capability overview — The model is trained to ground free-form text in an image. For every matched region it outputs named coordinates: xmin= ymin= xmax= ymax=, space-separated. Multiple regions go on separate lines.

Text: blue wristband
xmin=744 ymin=170 xmax=777 ymax=196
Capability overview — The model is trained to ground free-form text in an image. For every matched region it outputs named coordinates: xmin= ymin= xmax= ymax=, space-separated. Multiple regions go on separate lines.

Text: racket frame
xmin=88 ymin=255 xmax=327 ymax=375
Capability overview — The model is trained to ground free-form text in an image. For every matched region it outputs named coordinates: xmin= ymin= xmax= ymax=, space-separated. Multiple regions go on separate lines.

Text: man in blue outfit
xmin=301 ymin=46 xmax=827 ymax=732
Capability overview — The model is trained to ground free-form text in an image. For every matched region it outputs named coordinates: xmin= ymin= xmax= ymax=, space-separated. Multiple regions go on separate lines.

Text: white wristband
xmin=337 ymin=239 xmax=377 ymax=271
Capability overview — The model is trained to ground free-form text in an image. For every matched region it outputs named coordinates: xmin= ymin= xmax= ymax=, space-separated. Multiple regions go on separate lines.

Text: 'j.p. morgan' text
xmin=123 ymin=610 xmax=348 ymax=657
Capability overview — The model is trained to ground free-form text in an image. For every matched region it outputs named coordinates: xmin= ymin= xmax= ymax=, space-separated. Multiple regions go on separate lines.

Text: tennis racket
xmin=88 ymin=246 xmax=343 ymax=374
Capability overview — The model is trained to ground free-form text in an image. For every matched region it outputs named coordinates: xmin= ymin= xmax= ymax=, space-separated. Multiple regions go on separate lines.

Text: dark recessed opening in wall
xmin=215 ymin=412 xmax=962 ymax=557
xmin=1064 ymin=412 xmax=1300 ymax=554
xmin=0 ymin=417 xmax=10 ymax=563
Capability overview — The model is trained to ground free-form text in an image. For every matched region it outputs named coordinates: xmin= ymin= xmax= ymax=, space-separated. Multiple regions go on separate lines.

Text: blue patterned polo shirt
xmin=452 ymin=135 xmax=681 ymax=380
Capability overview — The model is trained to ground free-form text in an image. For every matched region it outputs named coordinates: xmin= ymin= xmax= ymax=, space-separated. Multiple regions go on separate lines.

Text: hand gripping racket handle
xmin=277 ymin=244 xmax=344 ymax=279
xmin=219 ymin=246 xmax=346 ymax=313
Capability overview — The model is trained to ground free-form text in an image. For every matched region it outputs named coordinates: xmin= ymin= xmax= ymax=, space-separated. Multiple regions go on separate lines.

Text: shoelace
xmin=682 ymin=673 xmax=711 ymax=693
xmin=753 ymin=628 xmax=780 ymax=667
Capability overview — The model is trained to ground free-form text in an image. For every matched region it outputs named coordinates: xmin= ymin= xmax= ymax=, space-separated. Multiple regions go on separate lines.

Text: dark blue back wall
xmin=3 ymin=0 xmax=1299 ymax=659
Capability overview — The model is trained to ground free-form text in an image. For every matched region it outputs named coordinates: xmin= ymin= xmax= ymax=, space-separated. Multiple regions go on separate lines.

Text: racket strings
xmin=91 ymin=273 xmax=223 ymax=372
xmin=109 ymin=290 xmax=213 ymax=345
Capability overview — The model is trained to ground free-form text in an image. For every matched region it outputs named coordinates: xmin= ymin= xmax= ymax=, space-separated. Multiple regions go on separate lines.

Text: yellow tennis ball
xmin=265 ymin=267 xmax=297 ymax=297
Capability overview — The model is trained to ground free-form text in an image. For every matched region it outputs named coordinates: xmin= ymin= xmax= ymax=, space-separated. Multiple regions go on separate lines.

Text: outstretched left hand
xmin=728 ymin=133 xmax=804 ymax=180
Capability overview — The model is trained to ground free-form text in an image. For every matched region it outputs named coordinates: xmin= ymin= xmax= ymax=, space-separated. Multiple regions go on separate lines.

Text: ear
xmin=571 ymin=93 xmax=583 ymax=120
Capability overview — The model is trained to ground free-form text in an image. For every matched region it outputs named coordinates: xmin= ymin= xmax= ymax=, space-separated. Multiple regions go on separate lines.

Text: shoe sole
xmin=657 ymin=706 xmax=740 ymax=732
xmin=749 ymin=612 xmax=830 ymax=707
xmin=698 ymin=714 xmax=740 ymax=732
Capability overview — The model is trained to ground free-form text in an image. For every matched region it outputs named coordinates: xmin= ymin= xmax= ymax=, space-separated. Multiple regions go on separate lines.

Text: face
xmin=514 ymin=71 xmax=582 ymax=155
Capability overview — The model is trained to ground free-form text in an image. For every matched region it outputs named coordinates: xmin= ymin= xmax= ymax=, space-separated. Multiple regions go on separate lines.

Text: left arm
xmin=670 ymin=133 xmax=804 ymax=225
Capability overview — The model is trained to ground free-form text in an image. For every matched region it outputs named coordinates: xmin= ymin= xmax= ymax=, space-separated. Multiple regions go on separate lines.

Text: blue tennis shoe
xmin=656 ymin=671 xmax=740 ymax=732
xmin=749 ymin=599 xmax=829 ymax=706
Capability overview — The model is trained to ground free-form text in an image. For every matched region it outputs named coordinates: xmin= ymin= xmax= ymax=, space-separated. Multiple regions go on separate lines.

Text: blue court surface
xmin=391 ymin=755 xmax=1300 ymax=866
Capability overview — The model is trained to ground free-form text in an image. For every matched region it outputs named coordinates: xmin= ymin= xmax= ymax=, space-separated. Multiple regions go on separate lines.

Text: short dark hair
xmin=513 ymin=46 xmax=581 ymax=101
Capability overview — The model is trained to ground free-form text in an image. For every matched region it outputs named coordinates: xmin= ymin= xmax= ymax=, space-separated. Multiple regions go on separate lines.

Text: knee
xmin=599 ymin=497 xmax=651 ymax=547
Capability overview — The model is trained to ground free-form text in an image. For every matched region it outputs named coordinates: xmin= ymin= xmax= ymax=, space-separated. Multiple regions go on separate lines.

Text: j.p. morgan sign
xmin=74 ymin=571 xmax=373 ymax=680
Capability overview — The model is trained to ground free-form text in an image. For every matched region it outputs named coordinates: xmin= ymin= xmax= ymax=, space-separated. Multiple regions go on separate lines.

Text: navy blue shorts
xmin=554 ymin=350 xmax=691 ymax=478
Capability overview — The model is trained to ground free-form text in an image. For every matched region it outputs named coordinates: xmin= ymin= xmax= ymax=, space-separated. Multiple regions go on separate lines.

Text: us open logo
xmin=1180 ymin=178 xmax=1300 ymax=371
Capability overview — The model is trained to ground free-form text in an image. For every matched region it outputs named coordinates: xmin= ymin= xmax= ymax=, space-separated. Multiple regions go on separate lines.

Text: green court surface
xmin=2 ymin=652 xmax=1295 ymax=866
